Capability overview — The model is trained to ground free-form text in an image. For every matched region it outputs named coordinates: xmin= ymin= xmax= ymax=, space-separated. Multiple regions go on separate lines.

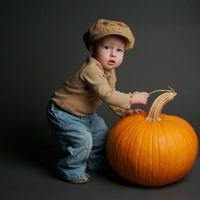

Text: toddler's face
xmin=91 ymin=35 xmax=126 ymax=71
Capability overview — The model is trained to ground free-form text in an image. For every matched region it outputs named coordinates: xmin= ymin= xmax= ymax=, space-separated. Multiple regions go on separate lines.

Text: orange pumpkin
xmin=107 ymin=88 xmax=198 ymax=187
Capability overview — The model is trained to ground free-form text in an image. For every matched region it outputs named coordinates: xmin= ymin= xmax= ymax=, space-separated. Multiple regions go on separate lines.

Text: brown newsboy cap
xmin=83 ymin=19 xmax=135 ymax=52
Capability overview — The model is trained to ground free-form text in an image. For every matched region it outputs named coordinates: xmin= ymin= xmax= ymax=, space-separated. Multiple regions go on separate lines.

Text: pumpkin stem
xmin=146 ymin=86 xmax=177 ymax=122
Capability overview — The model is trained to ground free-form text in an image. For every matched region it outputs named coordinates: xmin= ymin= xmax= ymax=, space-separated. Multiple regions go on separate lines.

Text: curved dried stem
xmin=149 ymin=90 xmax=170 ymax=95
xmin=146 ymin=87 xmax=177 ymax=122
xmin=149 ymin=86 xmax=175 ymax=95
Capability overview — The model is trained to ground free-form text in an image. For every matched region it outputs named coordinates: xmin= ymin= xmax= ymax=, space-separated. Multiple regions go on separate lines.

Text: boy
xmin=47 ymin=19 xmax=149 ymax=184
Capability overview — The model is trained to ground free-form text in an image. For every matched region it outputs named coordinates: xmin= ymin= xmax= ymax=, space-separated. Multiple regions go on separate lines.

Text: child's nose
xmin=110 ymin=50 xmax=116 ymax=57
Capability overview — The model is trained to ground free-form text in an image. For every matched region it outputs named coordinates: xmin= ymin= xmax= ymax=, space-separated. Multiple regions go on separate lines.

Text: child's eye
xmin=117 ymin=48 xmax=123 ymax=52
xmin=104 ymin=46 xmax=111 ymax=49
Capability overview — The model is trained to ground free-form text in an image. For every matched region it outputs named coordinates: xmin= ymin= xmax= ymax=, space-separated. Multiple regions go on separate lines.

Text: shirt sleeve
xmin=108 ymin=104 xmax=128 ymax=118
xmin=80 ymin=60 xmax=132 ymax=111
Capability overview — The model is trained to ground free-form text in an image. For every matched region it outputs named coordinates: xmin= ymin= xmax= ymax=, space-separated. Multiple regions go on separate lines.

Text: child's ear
xmin=89 ymin=45 xmax=94 ymax=54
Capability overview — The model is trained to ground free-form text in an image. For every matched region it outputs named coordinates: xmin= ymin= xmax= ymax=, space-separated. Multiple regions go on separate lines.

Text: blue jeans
xmin=47 ymin=101 xmax=109 ymax=181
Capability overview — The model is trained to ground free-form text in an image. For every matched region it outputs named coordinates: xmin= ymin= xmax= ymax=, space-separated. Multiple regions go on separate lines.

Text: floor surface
xmin=1 ymin=138 xmax=200 ymax=200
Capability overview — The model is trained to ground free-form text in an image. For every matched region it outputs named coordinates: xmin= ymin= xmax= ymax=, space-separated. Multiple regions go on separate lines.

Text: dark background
xmin=1 ymin=1 xmax=200 ymax=199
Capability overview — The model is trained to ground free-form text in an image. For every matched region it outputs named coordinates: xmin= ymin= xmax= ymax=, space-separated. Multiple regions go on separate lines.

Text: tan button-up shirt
xmin=52 ymin=57 xmax=132 ymax=117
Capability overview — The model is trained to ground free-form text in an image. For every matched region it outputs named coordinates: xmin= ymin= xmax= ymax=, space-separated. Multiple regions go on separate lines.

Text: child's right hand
xmin=130 ymin=91 xmax=149 ymax=105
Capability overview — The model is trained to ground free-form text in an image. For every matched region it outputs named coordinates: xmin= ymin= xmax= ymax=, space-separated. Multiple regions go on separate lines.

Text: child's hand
xmin=126 ymin=108 xmax=144 ymax=116
xmin=130 ymin=91 xmax=149 ymax=105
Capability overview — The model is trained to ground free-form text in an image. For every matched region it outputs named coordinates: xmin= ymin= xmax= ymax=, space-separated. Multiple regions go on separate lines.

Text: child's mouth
xmin=108 ymin=60 xmax=116 ymax=65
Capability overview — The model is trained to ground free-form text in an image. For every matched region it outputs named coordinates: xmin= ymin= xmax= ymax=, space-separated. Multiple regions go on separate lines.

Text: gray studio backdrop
xmin=1 ymin=1 xmax=200 ymax=156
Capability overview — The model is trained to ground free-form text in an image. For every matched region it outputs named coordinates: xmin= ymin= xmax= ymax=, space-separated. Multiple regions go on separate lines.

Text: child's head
xmin=83 ymin=19 xmax=135 ymax=52
xmin=90 ymin=34 xmax=126 ymax=70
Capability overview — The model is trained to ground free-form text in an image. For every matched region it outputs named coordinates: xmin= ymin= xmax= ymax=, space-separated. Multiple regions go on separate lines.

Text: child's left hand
xmin=126 ymin=108 xmax=144 ymax=116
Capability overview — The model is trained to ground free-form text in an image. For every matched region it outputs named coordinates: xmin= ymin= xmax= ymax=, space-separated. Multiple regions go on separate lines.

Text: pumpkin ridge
xmin=114 ymin=122 xmax=130 ymax=169
xmin=121 ymin=120 xmax=133 ymax=174
xmin=161 ymin=120 xmax=185 ymax=185
xmin=152 ymin=123 xmax=160 ymax=186
xmin=135 ymin=120 xmax=150 ymax=183
xmin=159 ymin=122 xmax=171 ymax=185
xmin=120 ymin=118 xmax=143 ymax=181
xmin=151 ymin=122 xmax=166 ymax=186
xmin=170 ymin=120 xmax=198 ymax=172
xmin=172 ymin=123 xmax=193 ymax=182
xmin=148 ymin=123 xmax=155 ymax=185
xmin=110 ymin=119 xmax=140 ymax=175
xmin=165 ymin=122 xmax=180 ymax=184
xmin=149 ymin=123 xmax=154 ymax=185
xmin=169 ymin=119 xmax=198 ymax=160
xmin=127 ymin=121 xmax=140 ymax=177
xmin=127 ymin=117 xmax=149 ymax=181
xmin=155 ymin=124 xmax=160 ymax=186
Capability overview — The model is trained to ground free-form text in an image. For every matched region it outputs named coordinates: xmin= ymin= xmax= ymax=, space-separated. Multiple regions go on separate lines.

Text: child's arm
xmin=125 ymin=91 xmax=149 ymax=116
xmin=109 ymin=91 xmax=149 ymax=117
